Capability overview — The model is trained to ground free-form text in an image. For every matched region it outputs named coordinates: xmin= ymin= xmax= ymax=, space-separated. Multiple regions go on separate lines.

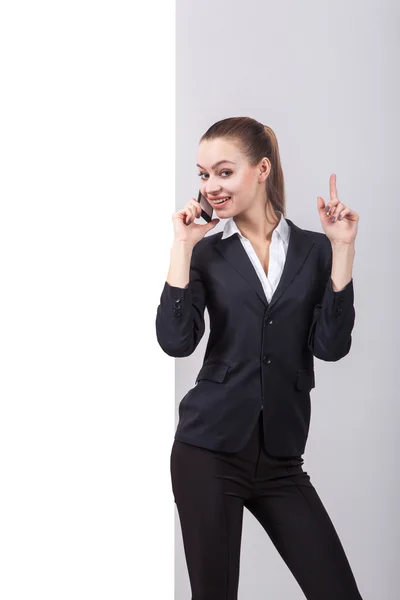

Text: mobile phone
xmin=197 ymin=190 xmax=213 ymax=223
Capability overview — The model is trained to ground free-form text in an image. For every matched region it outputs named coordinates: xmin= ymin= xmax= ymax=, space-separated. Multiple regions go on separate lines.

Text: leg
xmin=170 ymin=440 xmax=245 ymax=600
xmin=245 ymin=465 xmax=363 ymax=599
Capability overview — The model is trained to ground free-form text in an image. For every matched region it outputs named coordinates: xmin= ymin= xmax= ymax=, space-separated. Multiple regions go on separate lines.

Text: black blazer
xmin=155 ymin=218 xmax=355 ymax=457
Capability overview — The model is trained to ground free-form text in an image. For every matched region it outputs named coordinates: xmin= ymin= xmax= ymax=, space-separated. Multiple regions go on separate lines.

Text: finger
xmin=330 ymin=201 xmax=346 ymax=218
xmin=338 ymin=207 xmax=358 ymax=222
xmin=175 ymin=208 xmax=189 ymax=223
xmin=321 ymin=195 xmax=334 ymax=217
xmin=178 ymin=205 xmax=193 ymax=225
xmin=329 ymin=173 xmax=339 ymax=204
xmin=318 ymin=196 xmax=332 ymax=217
xmin=336 ymin=207 xmax=350 ymax=221
xmin=185 ymin=205 xmax=196 ymax=224
xmin=189 ymin=198 xmax=202 ymax=217
xmin=186 ymin=203 xmax=196 ymax=215
xmin=187 ymin=199 xmax=200 ymax=214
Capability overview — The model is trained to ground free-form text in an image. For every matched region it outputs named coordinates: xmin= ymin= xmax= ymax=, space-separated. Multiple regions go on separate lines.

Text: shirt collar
xmin=221 ymin=210 xmax=290 ymax=244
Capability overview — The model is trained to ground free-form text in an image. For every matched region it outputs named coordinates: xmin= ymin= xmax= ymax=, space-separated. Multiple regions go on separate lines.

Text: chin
xmin=223 ymin=205 xmax=239 ymax=216
xmin=215 ymin=209 xmax=234 ymax=219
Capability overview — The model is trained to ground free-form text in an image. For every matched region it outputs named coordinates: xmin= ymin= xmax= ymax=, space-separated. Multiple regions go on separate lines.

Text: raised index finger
xmin=330 ymin=173 xmax=338 ymax=203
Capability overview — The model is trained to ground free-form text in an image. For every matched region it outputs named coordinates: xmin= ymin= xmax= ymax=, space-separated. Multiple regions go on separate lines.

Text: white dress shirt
xmin=221 ymin=211 xmax=291 ymax=303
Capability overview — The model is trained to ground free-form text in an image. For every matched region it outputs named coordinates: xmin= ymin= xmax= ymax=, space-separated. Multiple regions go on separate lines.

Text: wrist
xmin=171 ymin=239 xmax=195 ymax=253
xmin=331 ymin=240 xmax=355 ymax=253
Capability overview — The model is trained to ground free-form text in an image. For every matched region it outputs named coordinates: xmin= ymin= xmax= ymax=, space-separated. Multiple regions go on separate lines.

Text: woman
xmin=155 ymin=117 xmax=363 ymax=599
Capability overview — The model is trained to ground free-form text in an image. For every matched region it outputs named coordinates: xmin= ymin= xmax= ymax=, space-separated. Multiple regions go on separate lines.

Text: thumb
xmin=317 ymin=196 xmax=326 ymax=214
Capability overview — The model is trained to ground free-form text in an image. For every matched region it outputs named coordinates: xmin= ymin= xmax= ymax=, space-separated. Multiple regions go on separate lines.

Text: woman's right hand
xmin=172 ymin=198 xmax=220 ymax=247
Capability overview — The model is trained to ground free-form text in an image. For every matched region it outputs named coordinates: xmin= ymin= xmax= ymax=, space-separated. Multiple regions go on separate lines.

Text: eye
xmin=197 ymin=169 xmax=232 ymax=179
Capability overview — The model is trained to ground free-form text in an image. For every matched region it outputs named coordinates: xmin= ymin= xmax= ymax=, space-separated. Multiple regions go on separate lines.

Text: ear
xmin=258 ymin=157 xmax=271 ymax=183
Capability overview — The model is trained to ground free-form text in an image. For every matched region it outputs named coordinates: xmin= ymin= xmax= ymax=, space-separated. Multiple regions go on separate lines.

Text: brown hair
xmin=200 ymin=116 xmax=286 ymax=217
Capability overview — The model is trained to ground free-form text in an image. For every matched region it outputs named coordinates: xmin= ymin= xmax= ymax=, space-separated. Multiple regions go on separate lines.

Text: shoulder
xmin=308 ymin=231 xmax=332 ymax=269
xmin=286 ymin=217 xmax=327 ymax=245
xmin=286 ymin=219 xmax=332 ymax=268
xmin=192 ymin=230 xmax=223 ymax=261
xmin=302 ymin=227 xmax=330 ymax=251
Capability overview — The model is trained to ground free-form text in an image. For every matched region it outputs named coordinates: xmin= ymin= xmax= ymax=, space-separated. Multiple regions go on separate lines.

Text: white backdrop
xmin=0 ymin=1 xmax=175 ymax=598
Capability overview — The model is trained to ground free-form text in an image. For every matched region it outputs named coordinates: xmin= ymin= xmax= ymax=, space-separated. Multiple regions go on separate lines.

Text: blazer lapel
xmin=214 ymin=217 xmax=315 ymax=311
xmin=268 ymin=219 xmax=315 ymax=310
xmin=215 ymin=232 xmax=268 ymax=307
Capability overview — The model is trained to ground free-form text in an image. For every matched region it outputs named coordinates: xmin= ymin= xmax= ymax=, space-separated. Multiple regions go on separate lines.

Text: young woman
xmin=155 ymin=117 xmax=363 ymax=599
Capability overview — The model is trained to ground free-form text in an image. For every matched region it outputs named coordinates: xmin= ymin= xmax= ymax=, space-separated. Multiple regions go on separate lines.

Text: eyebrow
xmin=196 ymin=160 xmax=236 ymax=170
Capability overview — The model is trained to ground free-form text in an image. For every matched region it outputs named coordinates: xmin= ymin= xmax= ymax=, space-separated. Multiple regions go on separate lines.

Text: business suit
xmin=156 ymin=217 xmax=355 ymax=456
xmin=156 ymin=216 xmax=362 ymax=599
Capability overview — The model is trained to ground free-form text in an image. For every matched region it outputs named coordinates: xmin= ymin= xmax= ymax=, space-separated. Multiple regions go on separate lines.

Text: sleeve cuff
xmin=327 ymin=277 xmax=353 ymax=295
xmin=324 ymin=277 xmax=354 ymax=317
xmin=163 ymin=281 xmax=189 ymax=294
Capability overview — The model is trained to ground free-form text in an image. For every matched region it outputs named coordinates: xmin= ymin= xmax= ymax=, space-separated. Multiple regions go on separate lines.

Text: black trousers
xmin=170 ymin=411 xmax=363 ymax=600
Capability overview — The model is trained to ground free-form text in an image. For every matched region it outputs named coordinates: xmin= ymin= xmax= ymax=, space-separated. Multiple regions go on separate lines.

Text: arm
xmin=308 ymin=238 xmax=356 ymax=361
xmin=155 ymin=241 xmax=207 ymax=357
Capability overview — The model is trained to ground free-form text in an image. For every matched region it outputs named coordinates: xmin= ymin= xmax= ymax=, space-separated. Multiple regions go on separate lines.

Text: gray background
xmin=175 ymin=1 xmax=399 ymax=598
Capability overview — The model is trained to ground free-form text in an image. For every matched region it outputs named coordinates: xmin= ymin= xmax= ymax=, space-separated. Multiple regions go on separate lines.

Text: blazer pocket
xmin=296 ymin=369 xmax=315 ymax=391
xmin=195 ymin=362 xmax=231 ymax=384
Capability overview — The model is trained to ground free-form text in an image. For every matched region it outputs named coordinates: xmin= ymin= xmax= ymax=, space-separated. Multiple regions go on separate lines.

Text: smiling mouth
xmin=211 ymin=196 xmax=231 ymax=207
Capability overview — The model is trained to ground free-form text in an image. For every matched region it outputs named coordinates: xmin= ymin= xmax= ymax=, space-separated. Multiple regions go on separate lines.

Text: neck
xmin=234 ymin=201 xmax=280 ymax=243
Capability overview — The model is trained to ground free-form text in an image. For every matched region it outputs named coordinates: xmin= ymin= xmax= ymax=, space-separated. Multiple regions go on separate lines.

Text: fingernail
xmin=331 ymin=216 xmax=336 ymax=223
xmin=338 ymin=215 xmax=342 ymax=221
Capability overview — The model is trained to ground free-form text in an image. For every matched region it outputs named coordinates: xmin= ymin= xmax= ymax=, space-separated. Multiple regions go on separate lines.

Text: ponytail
xmin=263 ymin=125 xmax=285 ymax=217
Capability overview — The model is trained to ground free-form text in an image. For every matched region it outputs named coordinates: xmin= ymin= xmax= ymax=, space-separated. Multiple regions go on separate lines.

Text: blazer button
xmin=173 ymin=297 xmax=181 ymax=303
xmin=262 ymin=356 xmax=271 ymax=364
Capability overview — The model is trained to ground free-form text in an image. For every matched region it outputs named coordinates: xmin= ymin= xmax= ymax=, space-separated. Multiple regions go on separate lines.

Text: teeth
xmin=214 ymin=197 xmax=230 ymax=204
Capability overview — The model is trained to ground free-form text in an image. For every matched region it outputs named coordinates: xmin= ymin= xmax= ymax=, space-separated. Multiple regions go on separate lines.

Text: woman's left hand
xmin=317 ymin=174 xmax=359 ymax=244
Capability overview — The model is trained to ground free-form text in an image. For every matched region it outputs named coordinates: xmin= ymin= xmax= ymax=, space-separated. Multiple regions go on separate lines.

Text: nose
xmin=205 ymin=182 xmax=222 ymax=196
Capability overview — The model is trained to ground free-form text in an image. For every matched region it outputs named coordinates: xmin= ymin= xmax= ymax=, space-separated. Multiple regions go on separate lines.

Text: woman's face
xmin=196 ymin=137 xmax=269 ymax=218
